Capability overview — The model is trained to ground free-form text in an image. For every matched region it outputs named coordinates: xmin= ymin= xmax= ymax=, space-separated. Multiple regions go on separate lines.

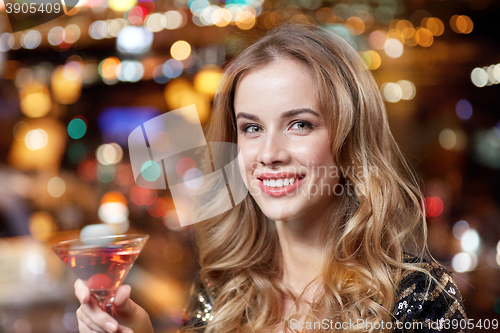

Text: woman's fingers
xmin=76 ymin=307 xmax=109 ymax=333
xmin=113 ymin=285 xmax=137 ymax=318
xmin=78 ymin=295 xmax=119 ymax=333
xmin=77 ymin=317 xmax=95 ymax=333
xmin=74 ymin=280 xmax=139 ymax=333
xmin=74 ymin=279 xmax=90 ymax=304
xmin=117 ymin=324 xmax=134 ymax=333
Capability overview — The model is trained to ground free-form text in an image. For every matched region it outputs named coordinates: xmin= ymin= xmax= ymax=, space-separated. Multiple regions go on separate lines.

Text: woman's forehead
xmin=233 ymin=58 xmax=321 ymax=116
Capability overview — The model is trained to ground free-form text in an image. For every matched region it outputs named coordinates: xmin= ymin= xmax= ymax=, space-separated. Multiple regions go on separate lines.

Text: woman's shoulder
xmin=392 ymin=253 xmax=469 ymax=332
xmin=177 ymin=271 xmax=214 ymax=332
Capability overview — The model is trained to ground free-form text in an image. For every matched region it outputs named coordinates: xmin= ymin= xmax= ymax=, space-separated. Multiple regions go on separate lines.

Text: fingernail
xmin=105 ymin=322 xmax=118 ymax=333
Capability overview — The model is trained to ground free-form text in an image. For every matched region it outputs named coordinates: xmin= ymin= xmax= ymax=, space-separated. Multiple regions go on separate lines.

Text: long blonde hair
xmin=191 ymin=23 xmax=432 ymax=332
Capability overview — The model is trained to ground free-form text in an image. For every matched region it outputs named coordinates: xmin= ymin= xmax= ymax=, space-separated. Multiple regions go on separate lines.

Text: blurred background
xmin=0 ymin=0 xmax=499 ymax=332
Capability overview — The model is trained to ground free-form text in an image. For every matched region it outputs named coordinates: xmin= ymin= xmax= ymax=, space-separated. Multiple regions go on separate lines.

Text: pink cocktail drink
xmin=52 ymin=234 xmax=149 ymax=315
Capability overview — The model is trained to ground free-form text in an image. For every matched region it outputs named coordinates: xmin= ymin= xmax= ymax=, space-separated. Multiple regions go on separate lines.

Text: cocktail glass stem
xmin=93 ymin=290 xmax=116 ymax=315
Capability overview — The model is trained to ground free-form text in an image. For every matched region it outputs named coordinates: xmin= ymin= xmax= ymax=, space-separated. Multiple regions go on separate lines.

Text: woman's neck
xmin=275 ymin=211 xmax=327 ymax=298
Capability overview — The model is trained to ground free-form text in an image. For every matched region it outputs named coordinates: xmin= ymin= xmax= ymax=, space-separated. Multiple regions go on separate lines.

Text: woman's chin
xmin=258 ymin=203 xmax=303 ymax=222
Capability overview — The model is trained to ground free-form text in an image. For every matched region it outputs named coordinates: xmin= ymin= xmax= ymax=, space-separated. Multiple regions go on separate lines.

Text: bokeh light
xmin=130 ymin=186 xmax=157 ymax=206
xmin=162 ymin=59 xmax=184 ymax=79
xmin=183 ymin=168 xmax=204 ymax=189
xmin=345 ymin=16 xmax=365 ymax=35
xmin=141 ymin=161 xmax=162 ymax=182
xmin=471 ymin=67 xmax=488 ymax=87
xmin=461 ymin=229 xmax=481 ymax=253
xmin=164 ymin=11 xmax=186 ymax=30
xmin=163 ymin=209 xmax=182 ymax=231
xmin=96 ymin=143 xmax=123 ymax=165
xmin=397 ymin=80 xmax=416 ymax=100
xmin=368 ymin=30 xmax=386 ymax=50
xmin=127 ymin=6 xmax=148 ymax=25
xmin=235 ymin=7 xmax=256 ymax=30
xmin=52 ymin=63 xmax=83 ymax=104
xmin=67 ymin=118 xmax=87 ymax=139
xmin=117 ymin=26 xmax=153 ymax=54
xmin=98 ymin=191 xmax=129 ymax=224
xmin=109 ymin=0 xmax=137 ymax=12
xmin=117 ymin=60 xmax=144 ymax=82
xmin=64 ymin=24 xmax=81 ymax=44
xmin=80 ymin=224 xmax=117 ymax=240
xmin=171 ymin=41 xmax=191 ymax=61
xmin=415 ymin=27 xmax=434 ymax=47
xmin=21 ymin=30 xmax=41 ymax=50
xmin=28 ymin=211 xmax=56 ymax=242
xmin=96 ymin=164 xmax=115 ymax=183
xmin=176 ymin=157 xmax=196 ymax=177
xmin=452 ymin=252 xmax=478 ymax=272
xmin=423 ymin=17 xmax=445 ymax=36
xmin=99 ymin=57 xmax=121 ymax=83
xmin=47 ymin=177 xmax=66 ymax=198
xmin=439 ymin=129 xmax=457 ymax=150
xmin=453 ymin=220 xmax=470 ymax=240
xmin=68 ymin=143 xmax=87 ymax=164
xmin=48 ymin=26 xmax=65 ymax=46
xmin=384 ymin=38 xmax=403 ymax=58
xmin=363 ymin=50 xmax=381 ymax=70
xmin=424 ymin=196 xmax=444 ymax=217
xmin=148 ymin=131 xmax=169 ymax=152
xmin=25 ymin=129 xmax=49 ymax=150
xmin=451 ymin=15 xmax=473 ymax=34
xmin=456 ymin=99 xmax=473 ymax=120
xmin=193 ymin=65 xmax=221 ymax=96
xmin=13 ymin=121 xmax=30 ymax=142
xmin=381 ymin=82 xmax=403 ymax=103
xmin=116 ymin=164 xmax=135 ymax=185
xmin=19 ymin=82 xmax=52 ymax=118
xmin=164 ymin=78 xmax=211 ymax=123
xmin=163 ymin=241 xmax=184 ymax=263
xmin=77 ymin=160 xmax=97 ymax=181
xmin=145 ymin=13 xmax=167 ymax=32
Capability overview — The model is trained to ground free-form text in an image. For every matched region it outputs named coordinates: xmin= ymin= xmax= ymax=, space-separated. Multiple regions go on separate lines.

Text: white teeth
xmin=262 ymin=177 xmax=300 ymax=188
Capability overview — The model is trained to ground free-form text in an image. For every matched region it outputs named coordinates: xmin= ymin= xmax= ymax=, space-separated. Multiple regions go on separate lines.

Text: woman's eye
xmin=290 ymin=121 xmax=313 ymax=131
xmin=244 ymin=125 xmax=261 ymax=133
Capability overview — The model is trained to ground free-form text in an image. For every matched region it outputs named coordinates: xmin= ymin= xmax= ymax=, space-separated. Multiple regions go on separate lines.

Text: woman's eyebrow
xmin=235 ymin=112 xmax=259 ymax=121
xmin=281 ymin=108 xmax=320 ymax=118
xmin=235 ymin=109 xmax=320 ymax=121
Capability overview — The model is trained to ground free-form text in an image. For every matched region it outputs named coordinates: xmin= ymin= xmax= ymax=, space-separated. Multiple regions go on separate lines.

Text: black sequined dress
xmin=177 ymin=254 xmax=469 ymax=332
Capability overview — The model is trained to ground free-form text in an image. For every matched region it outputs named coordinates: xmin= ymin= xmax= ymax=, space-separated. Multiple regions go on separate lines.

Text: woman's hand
xmin=74 ymin=279 xmax=154 ymax=333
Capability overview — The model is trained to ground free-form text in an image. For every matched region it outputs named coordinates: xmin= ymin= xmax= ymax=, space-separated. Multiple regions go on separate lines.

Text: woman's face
xmin=234 ymin=58 xmax=340 ymax=221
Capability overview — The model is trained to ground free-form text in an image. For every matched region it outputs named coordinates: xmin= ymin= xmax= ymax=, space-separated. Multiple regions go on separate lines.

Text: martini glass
xmin=52 ymin=234 xmax=149 ymax=315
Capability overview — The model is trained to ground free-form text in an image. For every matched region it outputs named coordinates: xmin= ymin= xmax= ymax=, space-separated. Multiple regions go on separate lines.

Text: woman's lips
xmin=257 ymin=176 xmax=305 ymax=197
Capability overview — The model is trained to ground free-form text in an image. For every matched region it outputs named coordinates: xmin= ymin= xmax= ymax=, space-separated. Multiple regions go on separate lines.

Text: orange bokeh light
xmin=101 ymin=191 xmax=127 ymax=205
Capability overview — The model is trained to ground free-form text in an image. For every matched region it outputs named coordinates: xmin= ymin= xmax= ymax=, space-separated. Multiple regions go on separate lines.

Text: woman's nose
xmin=257 ymin=132 xmax=290 ymax=167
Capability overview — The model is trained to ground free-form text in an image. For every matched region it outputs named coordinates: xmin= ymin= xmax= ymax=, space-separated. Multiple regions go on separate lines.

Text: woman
xmin=75 ymin=23 xmax=468 ymax=333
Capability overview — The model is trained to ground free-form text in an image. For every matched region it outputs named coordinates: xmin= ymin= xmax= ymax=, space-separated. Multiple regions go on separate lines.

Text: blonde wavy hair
xmin=189 ymin=23 xmax=434 ymax=333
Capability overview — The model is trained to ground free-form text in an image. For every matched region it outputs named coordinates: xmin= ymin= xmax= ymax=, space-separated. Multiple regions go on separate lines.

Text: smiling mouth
xmin=256 ymin=175 xmax=306 ymax=197
xmin=258 ymin=177 xmax=304 ymax=188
